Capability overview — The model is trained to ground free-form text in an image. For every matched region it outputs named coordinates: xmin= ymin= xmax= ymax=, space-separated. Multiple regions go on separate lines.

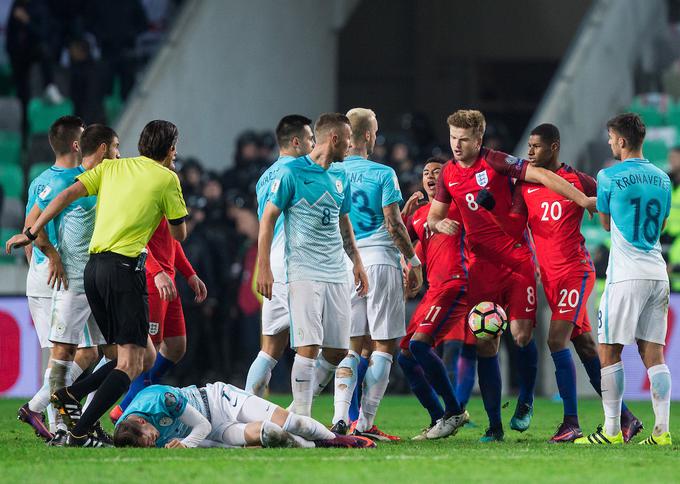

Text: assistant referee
xmin=7 ymin=120 xmax=188 ymax=447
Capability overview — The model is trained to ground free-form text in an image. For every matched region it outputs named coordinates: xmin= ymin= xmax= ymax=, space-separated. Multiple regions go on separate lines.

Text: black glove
xmin=476 ymin=188 xmax=495 ymax=211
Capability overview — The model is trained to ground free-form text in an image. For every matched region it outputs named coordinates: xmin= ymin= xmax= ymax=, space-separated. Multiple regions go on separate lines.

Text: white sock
xmin=28 ymin=368 xmax=52 ymax=413
xmin=83 ymin=357 xmax=109 ymax=412
xmin=648 ymin=364 xmax=671 ymax=435
xmin=67 ymin=362 xmax=84 ymax=386
xmin=48 ymin=359 xmax=73 ymax=395
xmin=601 ymin=361 xmax=624 ymax=436
xmin=332 ymin=351 xmax=359 ymax=424
xmin=261 ymin=420 xmax=315 ymax=448
xmin=291 ymin=354 xmax=316 ymax=417
xmin=313 ymin=354 xmax=337 ymax=397
xmin=245 ymin=351 xmax=278 ymax=397
xmin=357 ymin=351 xmax=393 ymax=432
xmin=283 ymin=412 xmax=335 ymax=441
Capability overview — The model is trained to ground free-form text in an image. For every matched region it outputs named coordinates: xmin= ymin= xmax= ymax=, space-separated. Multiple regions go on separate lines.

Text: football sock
xmin=517 ymin=339 xmax=538 ymax=406
xmin=148 ymin=352 xmax=175 ymax=383
xmin=245 ymin=351 xmax=277 ymax=396
xmin=601 ymin=361 xmax=624 ymax=436
xmin=68 ymin=359 xmax=117 ymax=401
xmin=83 ymin=357 xmax=109 ymax=412
xmin=647 ymin=364 xmax=671 ymax=435
xmin=72 ymin=369 xmax=130 ymax=436
xmin=581 ymin=355 xmax=632 ymax=420
xmin=283 ymin=411 xmax=335 ymax=440
xmin=349 ymin=355 xmax=369 ymax=422
xmin=312 ymin=353 xmax=337 ymax=397
xmin=48 ymin=359 xmax=73 ymax=395
xmin=332 ymin=351 xmax=359 ymax=424
xmin=410 ymin=340 xmax=461 ymax=415
xmin=119 ymin=353 xmax=176 ymax=411
xmin=291 ymin=354 xmax=316 ymax=417
xmin=262 ymin=420 xmax=315 ymax=448
xmin=29 ymin=368 xmax=52 ymax=413
xmin=397 ymin=352 xmax=444 ymax=425
xmin=456 ymin=344 xmax=477 ymax=407
xmin=356 ymin=351 xmax=392 ymax=432
xmin=551 ymin=349 xmax=578 ymax=421
xmin=477 ymin=354 xmax=502 ymax=429
xmin=441 ymin=340 xmax=463 ymax=389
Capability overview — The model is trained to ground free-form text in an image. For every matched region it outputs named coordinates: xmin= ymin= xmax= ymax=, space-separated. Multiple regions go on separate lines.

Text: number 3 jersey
xmin=596 ymin=158 xmax=671 ymax=283
xmin=270 ymin=155 xmax=352 ymax=283
xmin=343 ymin=155 xmax=403 ymax=268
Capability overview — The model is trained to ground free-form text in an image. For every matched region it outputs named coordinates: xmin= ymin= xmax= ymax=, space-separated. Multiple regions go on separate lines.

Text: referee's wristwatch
xmin=23 ymin=227 xmax=37 ymax=241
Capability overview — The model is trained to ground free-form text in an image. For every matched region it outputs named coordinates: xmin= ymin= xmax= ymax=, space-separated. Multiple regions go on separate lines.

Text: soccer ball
xmin=467 ymin=302 xmax=508 ymax=340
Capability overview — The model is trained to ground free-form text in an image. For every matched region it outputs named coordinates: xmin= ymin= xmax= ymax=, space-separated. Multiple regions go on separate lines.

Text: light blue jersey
xmin=270 ymin=155 xmax=351 ymax=283
xmin=118 ymin=384 xmax=208 ymax=448
xmin=37 ymin=165 xmax=97 ymax=293
xmin=343 ymin=155 xmax=403 ymax=267
xmin=596 ymin=158 xmax=671 ymax=283
xmin=256 ymin=155 xmax=295 ymax=282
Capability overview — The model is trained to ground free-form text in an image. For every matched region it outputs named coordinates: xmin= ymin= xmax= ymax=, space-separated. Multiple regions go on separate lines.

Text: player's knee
xmin=75 ymin=346 xmax=98 ymax=368
xmin=513 ymin=331 xmax=532 ymax=348
xmin=476 ymin=339 xmax=498 ymax=357
xmin=547 ymin=334 xmax=568 ymax=353
xmin=322 ymin=349 xmax=347 ymax=366
xmin=572 ymin=335 xmax=597 ymax=360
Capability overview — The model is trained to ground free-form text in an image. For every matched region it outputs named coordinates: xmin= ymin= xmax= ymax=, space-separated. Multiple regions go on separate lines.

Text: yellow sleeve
xmin=161 ymin=172 xmax=188 ymax=221
xmin=76 ymin=161 xmax=105 ymax=195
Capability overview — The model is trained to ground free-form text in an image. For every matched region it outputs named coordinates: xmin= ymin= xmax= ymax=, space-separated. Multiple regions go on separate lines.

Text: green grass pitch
xmin=2 ymin=396 xmax=679 ymax=483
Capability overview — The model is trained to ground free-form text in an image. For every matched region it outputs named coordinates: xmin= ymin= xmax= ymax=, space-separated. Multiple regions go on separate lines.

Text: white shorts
xmin=598 ymin=279 xmax=670 ymax=345
xmin=261 ymin=282 xmax=290 ymax=336
xmin=29 ymin=296 xmax=53 ymax=348
xmin=205 ymin=382 xmax=277 ymax=446
xmin=288 ymin=279 xmax=351 ymax=349
xmin=49 ymin=290 xmax=106 ymax=347
xmin=350 ymin=264 xmax=405 ymax=340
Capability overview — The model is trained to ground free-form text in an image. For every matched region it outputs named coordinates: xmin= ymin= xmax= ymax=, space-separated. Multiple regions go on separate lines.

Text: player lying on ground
xmin=114 ymin=382 xmax=375 ymax=449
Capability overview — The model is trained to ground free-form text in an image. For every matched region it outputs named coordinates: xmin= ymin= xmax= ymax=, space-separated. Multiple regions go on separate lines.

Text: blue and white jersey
xmin=343 ymin=155 xmax=403 ymax=268
xmin=256 ymin=155 xmax=295 ymax=282
xmin=270 ymin=155 xmax=352 ymax=283
xmin=37 ymin=165 xmax=97 ymax=293
xmin=117 ymin=384 xmax=208 ymax=448
xmin=25 ymin=165 xmax=83 ymax=297
xmin=596 ymin=158 xmax=671 ymax=283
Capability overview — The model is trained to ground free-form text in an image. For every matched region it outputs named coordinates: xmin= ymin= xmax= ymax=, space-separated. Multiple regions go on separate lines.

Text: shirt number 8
xmin=465 ymin=193 xmax=479 ymax=211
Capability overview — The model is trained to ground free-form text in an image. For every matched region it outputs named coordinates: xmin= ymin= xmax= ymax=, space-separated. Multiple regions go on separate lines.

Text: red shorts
xmin=400 ymin=280 xmax=471 ymax=351
xmin=148 ymin=289 xmax=186 ymax=344
xmin=542 ymin=270 xmax=595 ymax=339
xmin=468 ymin=258 xmax=537 ymax=323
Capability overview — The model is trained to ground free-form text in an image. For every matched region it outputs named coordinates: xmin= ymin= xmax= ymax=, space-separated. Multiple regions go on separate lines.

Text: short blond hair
xmin=447 ymin=110 xmax=486 ymax=139
xmin=346 ymin=108 xmax=376 ymax=142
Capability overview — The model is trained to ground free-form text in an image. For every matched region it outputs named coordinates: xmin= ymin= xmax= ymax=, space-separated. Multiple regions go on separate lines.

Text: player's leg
xmin=441 ymin=339 xmax=462 ymax=390
xmin=476 ymin=336 xmax=504 ymax=442
xmin=547 ymin=319 xmax=581 ymax=442
xmin=349 ymin=336 xmax=371 ymax=422
xmin=455 ymin=337 xmax=477 ymax=408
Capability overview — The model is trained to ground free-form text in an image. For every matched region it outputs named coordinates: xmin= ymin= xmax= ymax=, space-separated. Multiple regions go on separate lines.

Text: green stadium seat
xmin=0 ymin=131 xmax=21 ymax=166
xmin=643 ymin=139 xmax=668 ymax=164
xmin=28 ymin=162 xmax=52 ymax=183
xmin=667 ymin=101 xmax=680 ymax=134
xmin=0 ymin=64 xmax=15 ymax=96
xmin=0 ymin=163 xmax=23 ymax=198
xmin=630 ymin=104 xmax=665 ymax=127
xmin=105 ymin=94 xmax=123 ymax=124
xmin=27 ymin=97 xmax=74 ymax=135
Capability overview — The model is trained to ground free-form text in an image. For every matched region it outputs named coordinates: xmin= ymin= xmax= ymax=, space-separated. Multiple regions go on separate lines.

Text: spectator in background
xmin=69 ymin=37 xmax=106 ymax=124
xmin=222 ymin=130 xmax=270 ymax=199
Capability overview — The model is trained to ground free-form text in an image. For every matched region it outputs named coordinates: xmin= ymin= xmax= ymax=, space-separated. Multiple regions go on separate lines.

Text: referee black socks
xmin=69 ymin=359 xmax=117 ymax=401
xmin=72 ymin=369 xmax=130 ymax=436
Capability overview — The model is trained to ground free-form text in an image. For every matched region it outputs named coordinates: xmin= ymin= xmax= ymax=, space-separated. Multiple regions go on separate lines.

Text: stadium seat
xmin=667 ymin=101 xmax=680 ymax=133
xmin=0 ymin=163 xmax=24 ymax=199
xmin=0 ymin=227 xmax=20 ymax=265
xmin=0 ymin=131 xmax=21 ymax=166
xmin=0 ymin=196 xmax=24 ymax=229
xmin=105 ymin=94 xmax=123 ymax=124
xmin=643 ymin=139 xmax=668 ymax=165
xmin=0 ymin=64 xmax=15 ymax=96
xmin=27 ymin=97 xmax=74 ymax=135
xmin=28 ymin=162 xmax=52 ymax=183
xmin=0 ymin=97 xmax=22 ymax=132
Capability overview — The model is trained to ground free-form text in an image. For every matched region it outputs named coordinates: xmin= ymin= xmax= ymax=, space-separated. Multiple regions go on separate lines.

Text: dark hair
xmin=606 ymin=113 xmax=646 ymax=150
xmin=424 ymin=157 xmax=443 ymax=165
xmin=275 ymin=115 xmax=312 ymax=147
xmin=314 ymin=112 xmax=350 ymax=136
xmin=530 ymin=123 xmax=560 ymax=145
xmin=48 ymin=115 xmax=85 ymax=156
xmin=113 ymin=419 xmax=146 ymax=448
xmin=80 ymin=124 xmax=118 ymax=156
xmin=138 ymin=120 xmax=178 ymax=161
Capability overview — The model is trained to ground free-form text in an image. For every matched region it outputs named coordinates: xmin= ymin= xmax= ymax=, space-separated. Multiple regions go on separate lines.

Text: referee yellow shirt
xmin=77 ymin=156 xmax=188 ymax=257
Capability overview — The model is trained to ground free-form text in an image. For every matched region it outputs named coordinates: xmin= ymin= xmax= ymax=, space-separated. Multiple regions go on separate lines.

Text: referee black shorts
xmin=84 ymin=252 xmax=149 ymax=348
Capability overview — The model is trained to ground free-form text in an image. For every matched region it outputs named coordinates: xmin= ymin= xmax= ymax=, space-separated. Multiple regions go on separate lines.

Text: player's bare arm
xmin=401 ymin=191 xmax=425 ymax=219
xmin=427 ymin=199 xmax=460 ymax=235
xmin=256 ymin=201 xmax=281 ymax=300
xmin=167 ymin=220 xmax=187 ymax=242
xmin=599 ymin=212 xmax=611 ymax=232
xmin=20 ymin=202 xmax=68 ymax=290
xmin=383 ymin=202 xmax=423 ymax=296
xmin=339 ymin=214 xmax=369 ymax=297
xmin=524 ymin=164 xmax=597 ymax=214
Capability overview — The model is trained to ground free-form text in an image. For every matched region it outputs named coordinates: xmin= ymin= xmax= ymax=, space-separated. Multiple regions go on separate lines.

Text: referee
xmin=7 ymin=120 xmax=188 ymax=447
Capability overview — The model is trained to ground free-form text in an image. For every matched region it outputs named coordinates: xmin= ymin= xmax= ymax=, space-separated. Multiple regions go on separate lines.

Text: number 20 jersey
xmin=343 ymin=155 xmax=403 ymax=268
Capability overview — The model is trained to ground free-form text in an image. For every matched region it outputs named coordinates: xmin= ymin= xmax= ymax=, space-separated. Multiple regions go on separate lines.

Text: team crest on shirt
xmin=148 ymin=322 xmax=159 ymax=335
xmin=159 ymin=417 xmax=173 ymax=427
xmin=271 ymin=179 xmax=280 ymax=193
xmin=335 ymin=180 xmax=343 ymax=193
xmin=475 ymin=170 xmax=489 ymax=187
xmin=164 ymin=392 xmax=177 ymax=408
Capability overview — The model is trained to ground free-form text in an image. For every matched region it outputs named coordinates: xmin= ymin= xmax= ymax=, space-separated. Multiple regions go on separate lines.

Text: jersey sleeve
xmin=483 ymin=148 xmax=528 ymax=181
xmin=406 ymin=215 xmax=418 ymax=241
xmin=145 ymin=245 xmax=164 ymax=277
xmin=381 ymin=169 xmax=403 ymax=207
xmin=269 ymin=167 xmax=295 ymax=211
xmin=575 ymin=170 xmax=597 ymax=197
xmin=77 ymin=162 xmax=104 ymax=196
xmin=161 ymin=173 xmax=189 ymax=221
xmin=510 ymin=183 xmax=529 ymax=217
xmin=162 ymin=387 xmax=188 ymax=418
xmin=414 ymin=240 xmax=424 ymax=261
xmin=340 ymin=178 xmax=352 ymax=215
xmin=596 ymin=169 xmax=611 ymax=215
xmin=174 ymin=240 xmax=196 ymax=279
xmin=434 ymin=165 xmax=453 ymax=203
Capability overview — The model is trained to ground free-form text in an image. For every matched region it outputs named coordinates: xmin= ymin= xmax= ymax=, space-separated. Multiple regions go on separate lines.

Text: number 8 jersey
xmin=596 ymin=157 xmax=671 ymax=283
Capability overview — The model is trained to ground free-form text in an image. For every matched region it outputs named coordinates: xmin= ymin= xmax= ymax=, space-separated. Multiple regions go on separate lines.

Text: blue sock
xmin=456 ymin=344 xmax=477 ymax=407
xmin=517 ymin=339 xmax=538 ymax=406
xmin=120 ymin=353 xmax=175 ymax=411
xmin=477 ymin=355 xmax=502 ymax=428
xmin=551 ymin=349 xmax=578 ymax=420
xmin=441 ymin=340 xmax=462 ymax=389
xmin=397 ymin=352 xmax=444 ymax=424
xmin=148 ymin=353 xmax=176 ymax=384
xmin=119 ymin=372 xmax=149 ymax=410
xmin=349 ymin=355 xmax=369 ymax=421
xmin=245 ymin=351 xmax=278 ymax=396
xmin=581 ymin=355 xmax=632 ymax=418
xmin=410 ymin=340 xmax=462 ymax=415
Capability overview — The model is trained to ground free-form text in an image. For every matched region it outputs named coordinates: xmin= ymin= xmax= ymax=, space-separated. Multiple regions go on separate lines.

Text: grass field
xmin=2 ymin=395 xmax=679 ymax=483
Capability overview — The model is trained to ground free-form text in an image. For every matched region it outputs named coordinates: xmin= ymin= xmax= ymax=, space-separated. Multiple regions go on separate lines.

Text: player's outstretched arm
xmin=168 ymin=405 xmax=211 ymax=448
xmin=256 ymin=201 xmax=281 ymax=300
xmin=21 ymin=203 xmax=68 ymax=290
xmin=525 ymin=165 xmax=597 ymax=214
xmin=383 ymin=203 xmax=422 ymax=296
xmin=599 ymin=213 xmax=611 ymax=232
xmin=340 ymin=214 xmax=369 ymax=297
xmin=427 ymin=199 xmax=459 ymax=235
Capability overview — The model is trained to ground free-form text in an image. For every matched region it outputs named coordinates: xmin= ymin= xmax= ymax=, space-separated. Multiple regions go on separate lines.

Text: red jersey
xmin=407 ymin=202 xmax=467 ymax=287
xmin=510 ymin=164 xmax=596 ymax=281
xmin=434 ymin=148 xmax=532 ymax=269
xmin=146 ymin=218 xmax=195 ymax=280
